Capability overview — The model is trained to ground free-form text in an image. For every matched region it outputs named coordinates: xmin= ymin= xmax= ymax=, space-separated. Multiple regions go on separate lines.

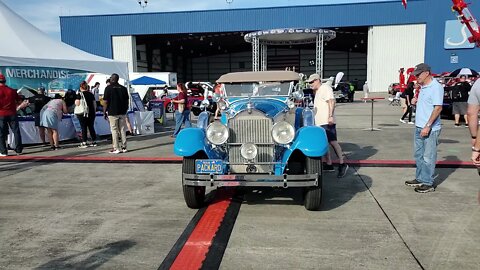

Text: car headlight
xmin=206 ymin=122 xmax=229 ymax=145
xmin=287 ymin=99 xmax=295 ymax=109
xmin=271 ymin=121 xmax=295 ymax=144
xmin=240 ymin=143 xmax=258 ymax=160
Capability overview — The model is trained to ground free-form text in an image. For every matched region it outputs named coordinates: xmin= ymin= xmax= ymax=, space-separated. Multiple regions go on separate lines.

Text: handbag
xmin=74 ymin=92 xmax=89 ymax=116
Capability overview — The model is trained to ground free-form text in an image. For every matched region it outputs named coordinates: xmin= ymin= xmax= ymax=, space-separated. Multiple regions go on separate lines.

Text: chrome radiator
xmin=227 ymin=112 xmax=274 ymax=173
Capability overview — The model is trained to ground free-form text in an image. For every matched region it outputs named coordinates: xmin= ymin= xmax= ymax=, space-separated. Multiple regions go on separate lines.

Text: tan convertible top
xmin=216 ymin=71 xmax=300 ymax=83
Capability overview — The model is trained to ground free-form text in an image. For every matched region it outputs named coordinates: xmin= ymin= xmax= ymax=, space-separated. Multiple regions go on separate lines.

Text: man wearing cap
xmin=405 ymin=63 xmax=443 ymax=193
xmin=0 ymin=74 xmax=23 ymax=156
xmin=308 ymin=73 xmax=349 ymax=178
xmin=29 ymin=87 xmax=50 ymax=145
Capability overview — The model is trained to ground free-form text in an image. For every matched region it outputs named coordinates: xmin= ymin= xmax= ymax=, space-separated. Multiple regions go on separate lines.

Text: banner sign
xmin=444 ymin=20 xmax=475 ymax=49
xmin=0 ymin=66 xmax=88 ymax=90
xmin=131 ymin=92 xmax=145 ymax=112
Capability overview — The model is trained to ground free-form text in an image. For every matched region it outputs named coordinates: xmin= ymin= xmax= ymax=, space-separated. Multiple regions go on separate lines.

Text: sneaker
xmin=465 ymin=124 xmax=469 ymax=128
xmin=454 ymin=123 xmax=460 ymax=127
xmin=399 ymin=119 xmax=407 ymax=124
xmin=405 ymin=179 xmax=423 ymax=187
xmin=78 ymin=142 xmax=88 ymax=149
xmin=323 ymin=163 xmax=335 ymax=172
xmin=109 ymin=149 xmax=121 ymax=154
xmin=414 ymin=184 xmax=435 ymax=193
xmin=408 ymin=122 xmax=414 ymax=125
xmin=89 ymin=141 xmax=98 ymax=147
xmin=0 ymin=153 xmax=7 ymax=157
xmin=337 ymin=163 xmax=349 ymax=178
xmin=121 ymin=148 xmax=128 ymax=153
xmin=15 ymin=151 xmax=22 ymax=156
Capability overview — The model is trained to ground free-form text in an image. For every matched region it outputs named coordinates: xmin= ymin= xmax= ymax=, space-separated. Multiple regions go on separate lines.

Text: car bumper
xmin=183 ymin=173 xmax=319 ymax=188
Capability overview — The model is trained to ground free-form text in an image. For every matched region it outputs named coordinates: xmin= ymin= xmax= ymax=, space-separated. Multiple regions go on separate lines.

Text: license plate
xmin=195 ymin=159 xmax=223 ymax=174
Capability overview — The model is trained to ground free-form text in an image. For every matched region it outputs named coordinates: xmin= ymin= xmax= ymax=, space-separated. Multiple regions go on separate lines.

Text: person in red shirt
xmin=0 ymin=74 xmax=23 ymax=156
xmin=171 ymin=83 xmax=192 ymax=137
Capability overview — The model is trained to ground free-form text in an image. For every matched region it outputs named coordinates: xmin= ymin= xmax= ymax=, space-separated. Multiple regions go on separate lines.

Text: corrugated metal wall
xmin=60 ymin=0 xmax=480 ymax=80
xmin=367 ymin=24 xmax=426 ymax=92
xmin=112 ymin=36 xmax=137 ymax=73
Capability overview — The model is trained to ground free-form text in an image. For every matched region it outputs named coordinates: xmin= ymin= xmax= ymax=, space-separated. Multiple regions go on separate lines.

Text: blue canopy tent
xmin=130 ymin=76 xmax=166 ymax=85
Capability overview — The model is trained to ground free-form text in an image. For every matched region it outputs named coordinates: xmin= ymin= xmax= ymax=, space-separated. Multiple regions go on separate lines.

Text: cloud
xmin=2 ymin=0 xmax=391 ymax=39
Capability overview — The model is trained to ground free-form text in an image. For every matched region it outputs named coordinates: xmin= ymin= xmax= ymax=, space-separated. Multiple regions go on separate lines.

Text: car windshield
xmin=224 ymin=82 xmax=292 ymax=97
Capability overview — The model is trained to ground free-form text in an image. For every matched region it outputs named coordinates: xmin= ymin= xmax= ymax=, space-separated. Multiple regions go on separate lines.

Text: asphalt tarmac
xmin=1 ymin=93 xmax=479 ymax=270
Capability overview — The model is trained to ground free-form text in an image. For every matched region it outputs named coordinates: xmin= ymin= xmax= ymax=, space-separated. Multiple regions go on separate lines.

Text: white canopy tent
xmin=0 ymin=1 xmax=129 ymax=80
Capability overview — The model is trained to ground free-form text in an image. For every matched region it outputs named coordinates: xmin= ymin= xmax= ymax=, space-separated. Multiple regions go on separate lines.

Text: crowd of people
xmin=0 ymin=73 xmax=132 ymax=155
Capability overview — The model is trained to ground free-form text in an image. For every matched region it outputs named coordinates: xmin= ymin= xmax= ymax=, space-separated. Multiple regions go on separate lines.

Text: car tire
xmin=304 ymin=157 xmax=323 ymax=211
xmin=182 ymin=154 xmax=206 ymax=209
xmin=166 ymin=102 xmax=174 ymax=113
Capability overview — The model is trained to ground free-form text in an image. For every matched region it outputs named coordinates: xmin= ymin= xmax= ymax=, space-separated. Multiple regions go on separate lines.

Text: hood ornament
xmin=247 ymin=94 xmax=253 ymax=114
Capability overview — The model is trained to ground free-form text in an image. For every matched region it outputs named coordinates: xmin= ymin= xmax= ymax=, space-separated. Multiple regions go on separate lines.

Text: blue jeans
xmin=173 ymin=110 xmax=192 ymax=136
xmin=0 ymin=115 xmax=23 ymax=154
xmin=414 ymin=127 xmax=441 ymax=186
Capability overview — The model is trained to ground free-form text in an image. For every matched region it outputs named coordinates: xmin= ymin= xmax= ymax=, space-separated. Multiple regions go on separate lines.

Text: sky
xmin=2 ymin=0 xmax=396 ymax=40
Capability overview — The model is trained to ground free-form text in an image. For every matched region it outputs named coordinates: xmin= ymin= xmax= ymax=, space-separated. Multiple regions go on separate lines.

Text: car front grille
xmin=228 ymin=111 xmax=274 ymax=173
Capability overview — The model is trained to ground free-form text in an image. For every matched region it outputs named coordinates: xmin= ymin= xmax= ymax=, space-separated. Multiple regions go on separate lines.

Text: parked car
xmin=159 ymin=94 xmax=176 ymax=113
xmin=190 ymin=97 xmax=217 ymax=116
xmin=173 ymin=71 xmax=329 ymax=211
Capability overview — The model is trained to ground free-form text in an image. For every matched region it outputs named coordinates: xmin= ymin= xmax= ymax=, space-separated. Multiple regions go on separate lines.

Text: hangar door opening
xmin=367 ymin=24 xmax=426 ymax=92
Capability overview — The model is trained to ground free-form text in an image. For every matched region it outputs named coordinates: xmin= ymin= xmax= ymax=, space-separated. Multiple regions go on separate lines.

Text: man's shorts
xmin=33 ymin=112 xmax=41 ymax=127
xmin=452 ymin=102 xmax=468 ymax=115
xmin=320 ymin=124 xmax=338 ymax=142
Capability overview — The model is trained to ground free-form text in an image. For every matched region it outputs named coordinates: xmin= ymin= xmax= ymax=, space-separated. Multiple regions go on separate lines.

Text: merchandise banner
xmin=0 ymin=66 xmax=88 ymax=92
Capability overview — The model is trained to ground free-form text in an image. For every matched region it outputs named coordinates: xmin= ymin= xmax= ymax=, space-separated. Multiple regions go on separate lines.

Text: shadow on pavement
xmin=35 ymin=240 xmax=136 ymax=270
xmin=435 ymin=155 xmax=461 ymax=187
xmin=321 ymin=173 xmax=372 ymax=211
xmin=237 ymin=171 xmax=372 ymax=211
xmin=340 ymin=142 xmax=378 ymax=161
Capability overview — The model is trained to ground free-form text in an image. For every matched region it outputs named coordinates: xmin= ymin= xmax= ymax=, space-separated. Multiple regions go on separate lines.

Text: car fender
xmin=275 ymin=126 xmax=328 ymax=174
xmin=173 ymin=128 xmax=221 ymax=158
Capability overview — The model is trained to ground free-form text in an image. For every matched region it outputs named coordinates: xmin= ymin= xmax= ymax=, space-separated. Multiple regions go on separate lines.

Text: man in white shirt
xmin=309 ymin=74 xmax=348 ymax=178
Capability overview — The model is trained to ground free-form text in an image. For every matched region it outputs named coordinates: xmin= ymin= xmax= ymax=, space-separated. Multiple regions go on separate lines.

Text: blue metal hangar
xmin=60 ymin=0 xmax=479 ymax=92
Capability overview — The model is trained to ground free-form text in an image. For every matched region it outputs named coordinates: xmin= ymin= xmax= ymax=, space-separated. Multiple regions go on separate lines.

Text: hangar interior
xmin=133 ymin=27 xmax=368 ymax=84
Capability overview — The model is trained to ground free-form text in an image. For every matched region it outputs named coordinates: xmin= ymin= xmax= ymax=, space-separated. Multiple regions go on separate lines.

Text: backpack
xmin=74 ymin=92 xmax=89 ymax=116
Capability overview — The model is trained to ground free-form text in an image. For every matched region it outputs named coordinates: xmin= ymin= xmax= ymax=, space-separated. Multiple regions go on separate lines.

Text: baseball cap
xmin=307 ymin=74 xmax=320 ymax=83
xmin=411 ymin=63 xmax=431 ymax=76
xmin=0 ymin=74 xmax=5 ymax=82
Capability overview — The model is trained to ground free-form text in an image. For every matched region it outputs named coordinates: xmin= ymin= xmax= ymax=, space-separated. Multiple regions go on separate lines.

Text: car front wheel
xmin=166 ymin=102 xmax=174 ymax=113
xmin=182 ymin=155 xmax=206 ymax=209
xmin=304 ymin=157 xmax=323 ymax=211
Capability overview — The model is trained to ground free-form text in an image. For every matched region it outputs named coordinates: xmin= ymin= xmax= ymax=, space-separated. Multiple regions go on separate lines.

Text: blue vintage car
xmin=174 ymin=71 xmax=329 ymax=210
